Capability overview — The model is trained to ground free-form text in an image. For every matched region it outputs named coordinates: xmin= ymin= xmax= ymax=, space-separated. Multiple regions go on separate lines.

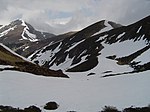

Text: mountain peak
xmin=29 ymin=15 xmax=150 ymax=76
xmin=0 ymin=19 xmax=55 ymax=43
xmin=10 ymin=19 xmax=24 ymax=25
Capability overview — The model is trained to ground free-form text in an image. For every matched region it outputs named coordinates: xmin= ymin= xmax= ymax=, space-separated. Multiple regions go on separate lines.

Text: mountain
xmin=0 ymin=16 xmax=150 ymax=112
xmin=29 ymin=16 xmax=150 ymax=77
xmin=0 ymin=43 xmax=68 ymax=78
xmin=0 ymin=19 xmax=55 ymax=42
xmin=0 ymin=19 xmax=56 ymax=57
xmin=0 ymin=19 xmax=119 ymax=58
xmin=0 ymin=20 xmax=78 ymax=57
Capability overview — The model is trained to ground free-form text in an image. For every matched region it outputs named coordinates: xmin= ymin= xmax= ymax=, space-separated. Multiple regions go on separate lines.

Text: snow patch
xmin=66 ymin=39 xmax=85 ymax=52
xmin=96 ymin=34 xmax=108 ymax=42
xmin=32 ymin=42 xmax=62 ymax=66
xmin=101 ymin=39 xmax=147 ymax=57
xmin=21 ymin=20 xmax=38 ymax=42
xmin=0 ymin=65 xmax=14 ymax=69
xmin=23 ymin=46 xmax=29 ymax=51
xmin=0 ymin=25 xmax=17 ymax=38
xmin=92 ymin=20 xmax=113 ymax=37
xmin=100 ymin=20 xmax=113 ymax=33
xmin=50 ymin=55 xmax=73 ymax=71
xmin=117 ymin=32 xmax=126 ymax=39
xmin=137 ymin=26 xmax=142 ymax=33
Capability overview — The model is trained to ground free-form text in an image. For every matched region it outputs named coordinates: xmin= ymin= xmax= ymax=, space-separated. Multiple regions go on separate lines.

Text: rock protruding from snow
xmin=29 ymin=15 xmax=150 ymax=77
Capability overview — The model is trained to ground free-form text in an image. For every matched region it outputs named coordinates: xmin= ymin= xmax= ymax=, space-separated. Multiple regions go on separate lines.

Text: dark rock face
xmin=30 ymin=20 xmax=116 ymax=71
xmin=30 ymin=15 xmax=150 ymax=76
xmin=44 ymin=102 xmax=59 ymax=110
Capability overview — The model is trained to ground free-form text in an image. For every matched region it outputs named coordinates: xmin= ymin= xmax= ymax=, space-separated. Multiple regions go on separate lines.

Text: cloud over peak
xmin=0 ymin=0 xmax=150 ymax=34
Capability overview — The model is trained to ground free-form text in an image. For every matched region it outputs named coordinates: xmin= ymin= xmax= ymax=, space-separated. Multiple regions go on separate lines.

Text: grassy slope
xmin=0 ymin=45 xmax=68 ymax=78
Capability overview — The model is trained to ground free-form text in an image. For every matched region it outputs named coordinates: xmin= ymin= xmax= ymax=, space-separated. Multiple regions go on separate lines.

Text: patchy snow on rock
xmin=96 ymin=34 xmax=108 ymax=42
xmin=21 ymin=20 xmax=38 ymax=42
xmin=32 ymin=42 xmax=62 ymax=66
xmin=24 ymin=29 xmax=38 ymax=42
xmin=0 ymin=25 xmax=4 ymax=29
xmin=23 ymin=46 xmax=29 ymax=51
xmin=66 ymin=39 xmax=85 ymax=52
xmin=21 ymin=20 xmax=29 ymax=30
xmin=92 ymin=20 xmax=113 ymax=36
xmin=70 ymin=55 xmax=87 ymax=69
xmin=0 ymin=25 xmax=17 ymax=38
xmin=100 ymin=20 xmax=113 ymax=33
xmin=50 ymin=54 xmax=74 ymax=71
xmin=137 ymin=26 xmax=142 ymax=33
xmin=81 ymin=55 xmax=131 ymax=77
xmin=117 ymin=32 xmax=126 ymax=39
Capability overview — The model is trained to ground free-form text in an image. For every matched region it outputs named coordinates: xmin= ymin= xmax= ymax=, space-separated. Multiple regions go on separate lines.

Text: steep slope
xmin=0 ymin=19 xmax=55 ymax=42
xmin=0 ymin=19 xmax=55 ymax=57
xmin=0 ymin=43 xmax=68 ymax=78
xmin=29 ymin=16 xmax=150 ymax=77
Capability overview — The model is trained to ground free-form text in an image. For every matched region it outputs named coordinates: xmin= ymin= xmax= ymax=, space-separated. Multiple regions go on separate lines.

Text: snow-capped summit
xmin=0 ymin=19 xmax=55 ymax=57
xmin=0 ymin=19 xmax=55 ymax=43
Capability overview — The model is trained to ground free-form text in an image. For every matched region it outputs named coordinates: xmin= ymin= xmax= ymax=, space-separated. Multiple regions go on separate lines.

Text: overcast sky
xmin=0 ymin=0 xmax=150 ymax=34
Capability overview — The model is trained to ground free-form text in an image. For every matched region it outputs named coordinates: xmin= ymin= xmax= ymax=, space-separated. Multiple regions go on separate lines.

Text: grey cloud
xmin=0 ymin=0 xmax=149 ymax=34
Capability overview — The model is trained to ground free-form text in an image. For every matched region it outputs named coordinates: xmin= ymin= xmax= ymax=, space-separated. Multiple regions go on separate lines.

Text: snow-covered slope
xmin=29 ymin=16 xmax=150 ymax=77
xmin=0 ymin=70 xmax=150 ymax=112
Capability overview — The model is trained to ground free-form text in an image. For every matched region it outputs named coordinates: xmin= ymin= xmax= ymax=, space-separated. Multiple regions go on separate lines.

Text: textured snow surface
xmin=0 ymin=70 xmax=150 ymax=112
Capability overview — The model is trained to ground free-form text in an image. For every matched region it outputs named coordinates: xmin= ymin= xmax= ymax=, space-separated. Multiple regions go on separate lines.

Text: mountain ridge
xmin=29 ymin=15 xmax=150 ymax=77
xmin=0 ymin=43 xmax=68 ymax=78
